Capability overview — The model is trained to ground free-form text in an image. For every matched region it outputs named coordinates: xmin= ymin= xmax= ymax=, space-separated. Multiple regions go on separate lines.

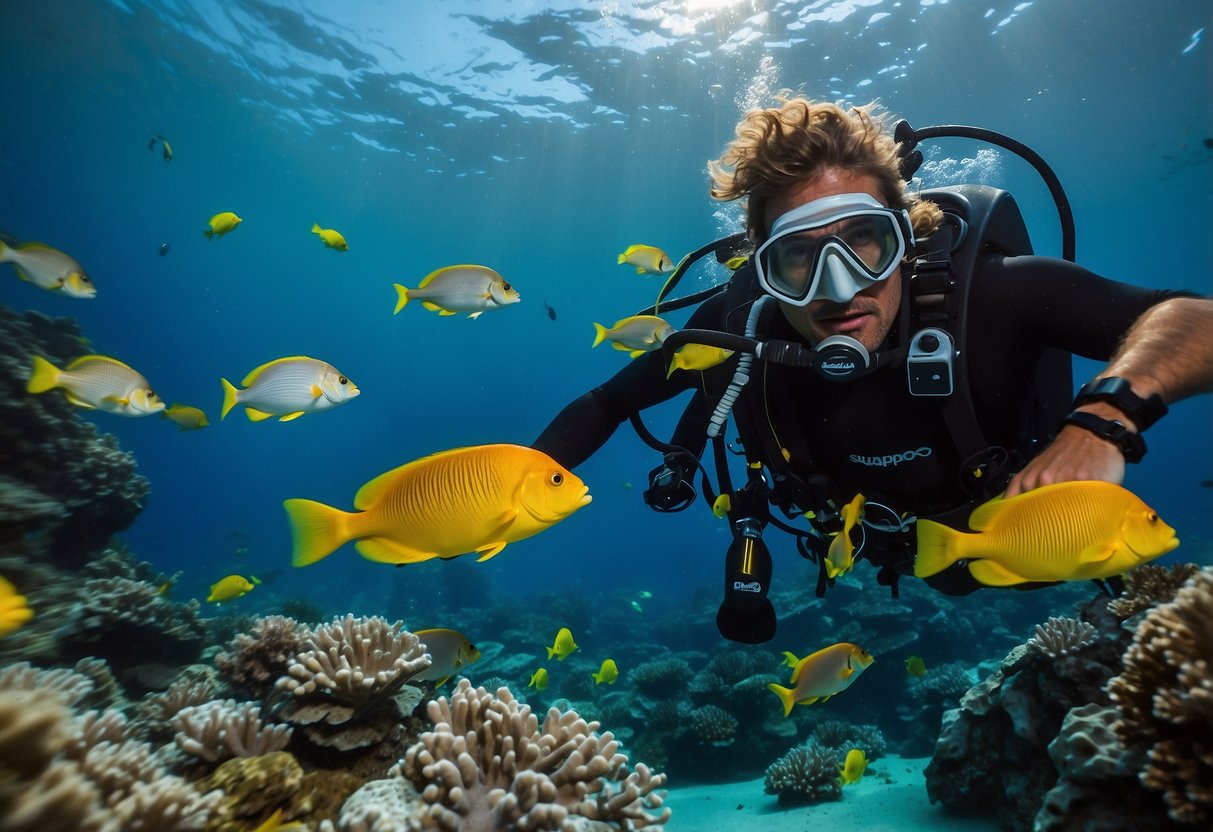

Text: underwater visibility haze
xmin=0 ymin=1 xmax=1211 ymax=830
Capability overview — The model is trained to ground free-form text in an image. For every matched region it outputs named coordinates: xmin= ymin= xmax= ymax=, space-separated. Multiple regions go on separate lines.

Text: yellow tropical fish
xmin=0 ymin=576 xmax=34 ymax=637
xmin=393 ymin=265 xmax=520 ymax=319
xmin=838 ymin=748 xmax=868 ymax=785
xmin=412 ymin=628 xmax=481 ymax=687
xmin=905 ymin=655 xmax=927 ymax=677
xmin=162 ymin=403 xmax=209 ymax=430
xmin=616 ymin=244 xmax=673 ymax=275
xmin=311 ymin=223 xmax=348 ymax=251
xmin=592 ymin=315 xmax=674 ymax=358
xmin=27 ymin=354 xmax=164 ymax=416
xmin=546 ymin=626 xmax=578 ymax=661
xmin=825 ymin=494 xmax=865 ymax=579
xmin=221 ymin=356 xmax=359 ymax=422
xmin=0 ymin=240 xmax=96 ymax=297
xmin=914 ymin=482 xmax=1179 ymax=586
xmin=284 ymin=443 xmax=591 ymax=567
xmin=666 ymin=343 xmax=734 ymax=378
xmin=249 ymin=809 xmax=306 ymax=832
xmin=206 ymin=574 xmax=257 ymax=603
xmin=768 ymin=642 xmax=874 ymax=717
xmin=528 ymin=667 xmax=549 ymax=690
xmin=592 ymin=658 xmax=619 ymax=685
xmin=205 ymin=211 xmax=242 ymax=240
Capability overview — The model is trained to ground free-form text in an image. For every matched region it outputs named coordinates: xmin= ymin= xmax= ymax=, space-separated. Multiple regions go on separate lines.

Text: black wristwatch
xmin=1073 ymin=376 xmax=1168 ymax=431
xmin=1061 ymin=410 xmax=1147 ymax=463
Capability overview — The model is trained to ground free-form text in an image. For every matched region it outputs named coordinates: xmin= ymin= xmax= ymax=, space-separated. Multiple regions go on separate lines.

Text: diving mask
xmin=755 ymin=193 xmax=914 ymax=306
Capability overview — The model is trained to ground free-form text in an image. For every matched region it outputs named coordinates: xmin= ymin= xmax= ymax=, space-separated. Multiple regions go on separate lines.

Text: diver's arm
xmin=1009 ymin=296 xmax=1213 ymax=495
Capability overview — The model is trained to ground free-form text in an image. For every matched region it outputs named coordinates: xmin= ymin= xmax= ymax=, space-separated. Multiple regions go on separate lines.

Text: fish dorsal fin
xmin=66 ymin=354 xmax=133 ymax=372
xmin=241 ymin=356 xmax=311 ymax=387
xmin=967 ymin=493 xmax=1015 ymax=531
xmin=353 ymin=446 xmax=474 ymax=510
xmin=18 ymin=242 xmax=59 ymax=254
xmin=419 ymin=265 xmax=465 ymax=288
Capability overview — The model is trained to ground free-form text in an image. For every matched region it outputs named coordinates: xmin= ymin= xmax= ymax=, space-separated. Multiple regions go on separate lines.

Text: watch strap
xmin=1061 ymin=410 xmax=1147 ymax=463
xmin=1073 ymin=377 xmax=1167 ymax=431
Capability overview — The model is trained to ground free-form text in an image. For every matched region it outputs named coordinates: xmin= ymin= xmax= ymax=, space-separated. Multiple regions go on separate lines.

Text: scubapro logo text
xmin=849 ymin=447 xmax=933 ymax=468
xmin=733 ymin=581 xmax=762 ymax=593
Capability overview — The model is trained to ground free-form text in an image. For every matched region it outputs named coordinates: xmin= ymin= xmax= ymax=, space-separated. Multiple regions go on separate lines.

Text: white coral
xmin=172 ymin=699 xmax=292 ymax=763
xmin=1028 ymin=616 xmax=1097 ymax=658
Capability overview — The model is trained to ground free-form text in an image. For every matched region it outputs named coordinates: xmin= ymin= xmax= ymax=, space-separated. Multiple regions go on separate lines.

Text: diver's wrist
xmin=1060 ymin=410 xmax=1147 ymax=463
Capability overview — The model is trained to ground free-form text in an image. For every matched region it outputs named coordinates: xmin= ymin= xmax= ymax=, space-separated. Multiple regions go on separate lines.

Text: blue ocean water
xmin=2 ymin=0 xmax=1210 ymax=619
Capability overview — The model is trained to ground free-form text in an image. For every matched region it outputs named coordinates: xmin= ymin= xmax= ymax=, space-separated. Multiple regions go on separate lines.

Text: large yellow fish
xmin=666 ymin=343 xmax=734 ymax=378
xmin=27 ymin=354 xmax=164 ymax=416
xmin=768 ymin=642 xmax=874 ymax=717
xmin=412 ymin=628 xmax=481 ymax=686
xmin=592 ymin=315 xmax=674 ymax=359
xmin=0 ymin=240 xmax=96 ymax=298
xmin=221 ymin=356 xmax=359 ymax=422
xmin=162 ymin=403 xmax=209 ymax=430
xmin=205 ymin=211 xmax=242 ymax=240
xmin=616 ymin=244 xmax=674 ymax=275
xmin=914 ymin=481 xmax=1179 ymax=586
xmin=393 ymin=265 xmax=520 ymax=319
xmin=284 ymin=443 xmax=591 ymax=567
xmin=0 ymin=575 xmax=34 ymax=638
xmin=546 ymin=626 xmax=578 ymax=661
xmin=311 ymin=223 xmax=348 ymax=251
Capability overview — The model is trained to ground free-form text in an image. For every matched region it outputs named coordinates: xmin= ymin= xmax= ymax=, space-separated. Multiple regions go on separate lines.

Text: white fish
xmin=26 ymin=354 xmax=163 ymax=416
xmin=220 ymin=356 xmax=359 ymax=422
xmin=0 ymin=241 xmax=96 ymax=298
xmin=393 ymin=265 xmax=520 ymax=319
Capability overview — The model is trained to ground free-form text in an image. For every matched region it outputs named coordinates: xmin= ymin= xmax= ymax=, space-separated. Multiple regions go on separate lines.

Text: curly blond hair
xmin=709 ymin=93 xmax=941 ymax=243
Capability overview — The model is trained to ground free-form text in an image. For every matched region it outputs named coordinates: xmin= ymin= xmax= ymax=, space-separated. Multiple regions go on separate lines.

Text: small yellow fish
xmin=592 ymin=315 xmax=675 ymax=358
xmin=825 ymin=494 xmax=865 ymax=579
xmin=0 ymin=576 xmax=34 ymax=637
xmin=768 ymin=642 xmax=874 ymax=717
xmin=221 ymin=356 xmax=359 ymax=422
xmin=838 ymin=748 xmax=868 ymax=785
xmin=0 ymin=240 xmax=96 ymax=297
xmin=617 ymin=244 xmax=674 ymax=275
xmin=412 ymin=628 xmax=482 ymax=687
xmin=914 ymin=482 xmax=1179 ymax=586
xmin=393 ymin=265 xmax=520 ymax=319
xmin=284 ymin=444 xmax=591 ymax=567
xmin=905 ymin=656 xmax=927 ymax=677
xmin=162 ymin=403 xmax=209 ymax=430
xmin=528 ymin=667 xmax=549 ymax=690
xmin=205 ymin=211 xmax=242 ymax=240
xmin=546 ymin=626 xmax=578 ymax=661
xmin=249 ymin=809 xmax=306 ymax=832
xmin=592 ymin=658 xmax=619 ymax=685
xmin=27 ymin=354 xmax=164 ymax=416
xmin=666 ymin=343 xmax=734 ymax=378
xmin=207 ymin=574 xmax=256 ymax=603
xmin=311 ymin=223 xmax=348 ymax=252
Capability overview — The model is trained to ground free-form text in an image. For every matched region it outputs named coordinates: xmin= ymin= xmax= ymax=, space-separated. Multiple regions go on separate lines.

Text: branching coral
xmin=402 ymin=678 xmax=670 ymax=830
xmin=763 ymin=740 xmax=842 ymax=804
xmin=1107 ymin=566 xmax=1213 ymax=826
xmin=63 ymin=576 xmax=207 ymax=670
xmin=172 ymin=699 xmax=293 ymax=763
xmin=215 ymin=614 xmax=309 ymax=700
xmin=1107 ymin=563 xmax=1201 ymax=620
xmin=1028 ymin=616 xmax=1098 ymax=659
xmin=688 ymin=705 xmax=738 ymax=746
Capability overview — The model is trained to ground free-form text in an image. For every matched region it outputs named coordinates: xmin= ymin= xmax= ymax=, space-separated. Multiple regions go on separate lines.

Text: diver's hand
xmin=1006 ymin=407 xmax=1130 ymax=497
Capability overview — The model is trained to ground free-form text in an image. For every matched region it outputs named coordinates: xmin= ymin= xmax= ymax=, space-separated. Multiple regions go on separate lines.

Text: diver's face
xmin=764 ymin=169 xmax=902 ymax=351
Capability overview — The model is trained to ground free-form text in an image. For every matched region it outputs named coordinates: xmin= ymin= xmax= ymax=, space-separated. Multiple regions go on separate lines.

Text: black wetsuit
xmin=535 ymin=255 xmax=1187 ymax=522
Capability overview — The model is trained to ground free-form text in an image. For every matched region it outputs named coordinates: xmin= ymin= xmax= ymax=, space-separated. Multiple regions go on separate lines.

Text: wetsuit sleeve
xmin=532 ymin=294 xmax=727 ymax=469
xmin=974 ymin=256 xmax=1198 ymax=359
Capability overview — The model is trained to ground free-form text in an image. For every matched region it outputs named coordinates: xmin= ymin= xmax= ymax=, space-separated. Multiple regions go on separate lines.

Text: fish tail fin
xmin=546 ymin=646 xmax=557 ymax=660
xmin=26 ymin=355 xmax=61 ymax=394
xmin=767 ymin=682 xmax=796 ymax=718
xmin=393 ymin=283 xmax=410 ymax=314
xmin=591 ymin=323 xmax=609 ymax=348
xmin=220 ymin=378 xmax=240 ymax=420
xmin=204 ymin=228 xmax=214 ymax=240
xmin=311 ymin=222 xmax=322 ymax=235
xmin=914 ymin=518 xmax=963 ymax=578
xmin=0 ymin=241 xmax=9 ymax=261
xmin=283 ymin=498 xmax=353 ymax=567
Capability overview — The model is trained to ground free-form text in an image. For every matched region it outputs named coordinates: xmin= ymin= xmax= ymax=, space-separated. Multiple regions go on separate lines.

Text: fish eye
xmin=81 ymin=275 xmax=92 ymax=283
xmin=549 ymin=471 xmax=564 ymax=486
xmin=502 ymin=282 xmax=512 ymax=291
xmin=339 ymin=376 xmax=348 ymax=384
xmin=1148 ymin=512 xmax=1158 ymax=523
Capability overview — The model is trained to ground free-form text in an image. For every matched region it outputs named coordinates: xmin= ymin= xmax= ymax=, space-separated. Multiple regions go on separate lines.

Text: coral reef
xmin=215 ymin=614 xmax=309 ymax=700
xmin=1027 ymin=616 xmax=1097 ymax=659
xmin=172 ymin=699 xmax=293 ymax=764
xmin=0 ymin=305 xmax=150 ymax=562
xmin=763 ymin=741 xmax=842 ymax=805
xmin=687 ymin=705 xmax=738 ymax=745
xmin=1107 ymin=567 xmax=1213 ymax=827
xmin=1107 ymin=563 xmax=1201 ymax=620
xmin=627 ymin=659 xmax=693 ymax=698
xmin=401 ymin=679 xmax=669 ymax=829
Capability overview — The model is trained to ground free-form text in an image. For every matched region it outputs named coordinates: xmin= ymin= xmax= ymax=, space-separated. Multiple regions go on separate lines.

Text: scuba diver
xmin=532 ymin=94 xmax=1213 ymax=644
